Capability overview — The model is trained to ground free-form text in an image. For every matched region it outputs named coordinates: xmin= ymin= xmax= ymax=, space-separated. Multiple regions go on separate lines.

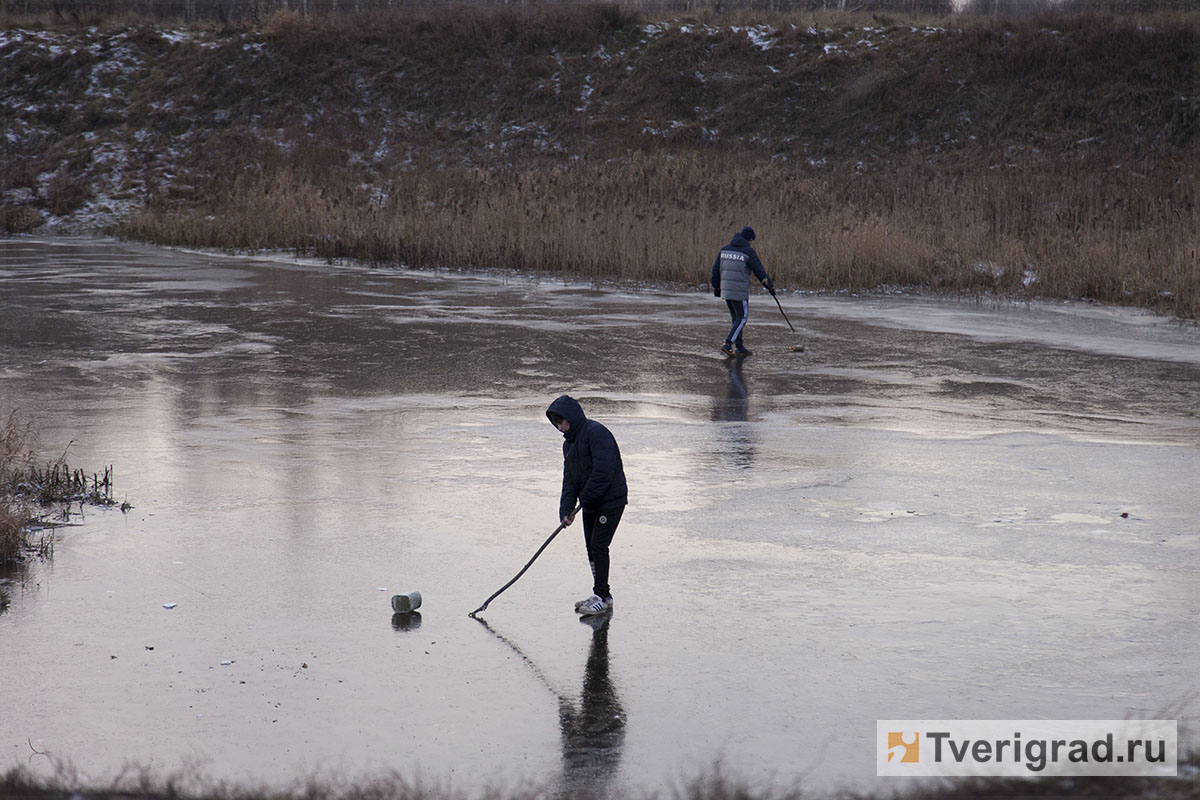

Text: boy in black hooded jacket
xmin=546 ymin=394 xmax=628 ymax=616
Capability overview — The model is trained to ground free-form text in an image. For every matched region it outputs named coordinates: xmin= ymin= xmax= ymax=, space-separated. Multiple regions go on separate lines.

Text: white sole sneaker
xmin=578 ymin=596 xmax=613 ymax=616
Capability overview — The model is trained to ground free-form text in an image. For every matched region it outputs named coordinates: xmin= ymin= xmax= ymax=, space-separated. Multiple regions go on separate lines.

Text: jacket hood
xmin=728 ymin=234 xmax=752 ymax=248
xmin=547 ymin=394 xmax=587 ymax=439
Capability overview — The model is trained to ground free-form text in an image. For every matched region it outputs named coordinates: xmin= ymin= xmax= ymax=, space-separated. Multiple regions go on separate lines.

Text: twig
xmin=27 ymin=737 xmax=49 ymax=761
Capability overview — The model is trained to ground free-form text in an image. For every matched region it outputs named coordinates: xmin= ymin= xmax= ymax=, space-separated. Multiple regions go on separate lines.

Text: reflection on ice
xmin=391 ymin=612 xmax=422 ymax=631
xmin=710 ymin=357 xmax=757 ymax=470
xmin=559 ymin=613 xmax=625 ymax=799
xmin=476 ymin=614 xmax=626 ymax=799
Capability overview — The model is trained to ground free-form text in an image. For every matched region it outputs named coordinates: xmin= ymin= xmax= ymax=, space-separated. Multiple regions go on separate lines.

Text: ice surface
xmin=0 ymin=237 xmax=1196 ymax=797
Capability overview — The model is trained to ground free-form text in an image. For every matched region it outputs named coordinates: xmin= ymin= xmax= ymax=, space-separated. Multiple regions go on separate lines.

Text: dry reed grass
xmin=0 ymin=503 xmax=23 ymax=564
xmin=0 ymin=412 xmax=36 ymax=564
xmin=120 ymin=149 xmax=1198 ymax=317
xmin=3 ymin=758 xmax=1199 ymax=800
xmin=1 ymin=204 xmax=45 ymax=234
xmin=0 ymin=412 xmax=118 ymax=565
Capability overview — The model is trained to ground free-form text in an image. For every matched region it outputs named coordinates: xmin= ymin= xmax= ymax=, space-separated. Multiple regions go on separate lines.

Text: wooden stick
xmin=468 ymin=504 xmax=581 ymax=618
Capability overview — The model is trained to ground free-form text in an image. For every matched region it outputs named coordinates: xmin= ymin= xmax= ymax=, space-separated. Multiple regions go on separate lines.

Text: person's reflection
xmin=473 ymin=614 xmax=625 ymax=798
xmin=710 ymin=357 xmax=756 ymax=468
xmin=557 ymin=610 xmax=625 ymax=799
xmin=713 ymin=356 xmax=749 ymax=422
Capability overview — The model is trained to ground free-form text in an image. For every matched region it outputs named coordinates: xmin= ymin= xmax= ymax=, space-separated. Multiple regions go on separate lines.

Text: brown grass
xmin=2 ymin=758 xmax=1198 ymax=800
xmin=0 ymin=503 xmax=23 ymax=565
xmin=1 ymin=204 xmax=45 ymax=233
xmin=0 ymin=412 xmax=36 ymax=564
xmin=119 ymin=149 xmax=1199 ymax=317
xmin=45 ymin=163 xmax=91 ymax=216
xmin=3 ymin=5 xmax=1198 ymax=316
xmin=0 ymin=412 xmax=118 ymax=565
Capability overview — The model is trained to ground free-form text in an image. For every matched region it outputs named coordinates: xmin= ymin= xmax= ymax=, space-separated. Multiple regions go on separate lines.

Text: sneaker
xmin=734 ymin=344 xmax=753 ymax=356
xmin=720 ymin=342 xmax=735 ymax=357
xmin=577 ymin=594 xmax=612 ymax=616
xmin=574 ymin=594 xmax=596 ymax=612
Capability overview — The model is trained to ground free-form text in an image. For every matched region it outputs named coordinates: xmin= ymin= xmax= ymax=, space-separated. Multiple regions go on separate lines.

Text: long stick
xmin=771 ymin=292 xmax=796 ymax=332
xmin=468 ymin=504 xmax=581 ymax=618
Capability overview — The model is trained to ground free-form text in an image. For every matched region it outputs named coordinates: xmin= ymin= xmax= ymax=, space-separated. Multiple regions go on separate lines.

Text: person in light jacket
xmin=546 ymin=394 xmax=628 ymax=617
xmin=711 ymin=226 xmax=775 ymax=356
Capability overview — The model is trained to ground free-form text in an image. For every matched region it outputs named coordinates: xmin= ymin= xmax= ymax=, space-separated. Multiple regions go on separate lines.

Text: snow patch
xmin=576 ymin=75 xmax=594 ymax=112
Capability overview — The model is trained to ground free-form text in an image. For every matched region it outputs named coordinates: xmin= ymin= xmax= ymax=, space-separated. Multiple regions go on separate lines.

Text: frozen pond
xmin=1 ymin=237 xmax=1198 ymax=797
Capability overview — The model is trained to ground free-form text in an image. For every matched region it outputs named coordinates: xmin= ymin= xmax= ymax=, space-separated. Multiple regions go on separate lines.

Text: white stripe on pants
xmin=726 ymin=299 xmax=749 ymax=344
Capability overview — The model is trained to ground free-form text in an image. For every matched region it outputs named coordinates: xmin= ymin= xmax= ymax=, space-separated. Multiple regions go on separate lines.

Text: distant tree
xmin=0 ymin=0 xmax=1188 ymax=18
xmin=960 ymin=0 xmax=1193 ymax=13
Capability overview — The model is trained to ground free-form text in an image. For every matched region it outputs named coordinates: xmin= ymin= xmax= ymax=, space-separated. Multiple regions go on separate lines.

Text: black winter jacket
xmin=547 ymin=395 xmax=628 ymax=519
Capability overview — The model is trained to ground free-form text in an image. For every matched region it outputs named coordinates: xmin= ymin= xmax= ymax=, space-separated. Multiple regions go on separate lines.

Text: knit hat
xmin=740 ymin=226 xmax=756 ymax=241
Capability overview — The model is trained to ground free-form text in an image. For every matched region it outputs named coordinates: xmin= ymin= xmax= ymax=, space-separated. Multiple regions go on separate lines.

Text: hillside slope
xmin=2 ymin=7 xmax=1197 ymax=313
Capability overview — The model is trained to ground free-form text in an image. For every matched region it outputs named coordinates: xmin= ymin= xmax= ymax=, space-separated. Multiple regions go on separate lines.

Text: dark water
xmin=1 ymin=237 xmax=1197 ymax=796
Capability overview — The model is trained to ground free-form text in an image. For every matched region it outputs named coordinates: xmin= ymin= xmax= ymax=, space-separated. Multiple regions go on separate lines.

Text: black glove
xmin=713 ymin=287 xmax=721 ymax=297
xmin=764 ymin=277 xmax=776 ymax=295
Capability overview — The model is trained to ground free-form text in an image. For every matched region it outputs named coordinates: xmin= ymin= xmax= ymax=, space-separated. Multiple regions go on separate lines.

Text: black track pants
xmin=582 ymin=506 xmax=624 ymax=600
xmin=725 ymin=298 xmax=749 ymax=345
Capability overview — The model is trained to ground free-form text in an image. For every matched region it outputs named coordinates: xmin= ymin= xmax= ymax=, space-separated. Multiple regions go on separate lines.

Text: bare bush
xmin=0 ymin=412 xmax=119 ymax=565
xmin=1 ymin=204 xmax=46 ymax=234
xmin=0 ymin=412 xmax=36 ymax=564
xmin=45 ymin=164 xmax=90 ymax=217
